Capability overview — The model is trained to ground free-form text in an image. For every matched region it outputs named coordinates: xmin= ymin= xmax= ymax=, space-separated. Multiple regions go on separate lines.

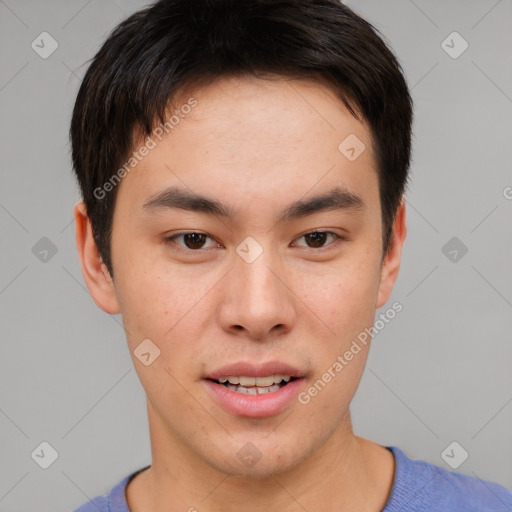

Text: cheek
xmin=297 ymin=255 xmax=381 ymax=336
xmin=115 ymin=270 xmax=169 ymax=338
xmin=296 ymin=343 xmax=370 ymax=440
xmin=115 ymin=262 xmax=219 ymax=352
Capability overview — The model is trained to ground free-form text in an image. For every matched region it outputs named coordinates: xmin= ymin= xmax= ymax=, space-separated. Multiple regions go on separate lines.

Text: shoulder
xmin=70 ymin=467 xmax=148 ymax=512
xmin=384 ymin=446 xmax=512 ymax=512
xmin=72 ymin=494 xmax=109 ymax=512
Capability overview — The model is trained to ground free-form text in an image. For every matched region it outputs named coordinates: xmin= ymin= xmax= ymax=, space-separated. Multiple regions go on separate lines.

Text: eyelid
xmin=164 ymin=229 xmax=345 ymax=252
xmin=291 ymin=230 xmax=345 ymax=249
xmin=164 ymin=231 xmax=220 ymax=251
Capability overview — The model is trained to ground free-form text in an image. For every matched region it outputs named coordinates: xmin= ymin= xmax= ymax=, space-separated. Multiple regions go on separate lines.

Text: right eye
xmin=164 ymin=231 xmax=221 ymax=251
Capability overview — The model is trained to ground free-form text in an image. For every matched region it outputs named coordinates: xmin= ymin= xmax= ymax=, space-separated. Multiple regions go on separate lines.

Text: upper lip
xmin=204 ymin=361 xmax=306 ymax=380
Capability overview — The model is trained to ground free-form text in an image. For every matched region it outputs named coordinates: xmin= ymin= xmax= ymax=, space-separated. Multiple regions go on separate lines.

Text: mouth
xmin=206 ymin=374 xmax=299 ymax=395
xmin=203 ymin=363 xmax=306 ymax=418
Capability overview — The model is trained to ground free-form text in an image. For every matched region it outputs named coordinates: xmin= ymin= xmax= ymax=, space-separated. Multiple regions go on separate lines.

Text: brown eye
xmin=304 ymin=232 xmax=328 ymax=248
xmin=182 ymin=233 xmax=207 ymax=249
xmin=293 ymin=231 xmax=343 ymax=249
xmin=165 ymin=232 xmax=218 ymax=251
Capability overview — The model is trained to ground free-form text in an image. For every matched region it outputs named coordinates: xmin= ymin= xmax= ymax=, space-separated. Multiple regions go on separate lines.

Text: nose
xmin=217 ymin=246 xmax=296 ymax=342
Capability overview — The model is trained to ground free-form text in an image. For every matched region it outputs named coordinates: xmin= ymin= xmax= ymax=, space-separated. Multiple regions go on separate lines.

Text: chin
xmin=204 ymin=434 xmax=310 ymax=479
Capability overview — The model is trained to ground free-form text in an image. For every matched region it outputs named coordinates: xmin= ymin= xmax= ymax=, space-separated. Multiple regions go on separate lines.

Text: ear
xmin=376 ymin=199 xmax=407 ymax=309
xmin=74 ymin=201 xmax=121 ymax=314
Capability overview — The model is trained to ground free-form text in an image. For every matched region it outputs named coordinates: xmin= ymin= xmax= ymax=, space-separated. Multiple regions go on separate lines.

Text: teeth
xmin=217 ymin=374 xmax=294 ymax=395
xmin=226 ymin=383 xmax=282 ymax=394
xmin=258 ymin=384 xmax=281 ymax=394
xmin=255 ymin=375 xmax=274 ymax=386
xmin=217 ymin=374 xmax=292 ymax=386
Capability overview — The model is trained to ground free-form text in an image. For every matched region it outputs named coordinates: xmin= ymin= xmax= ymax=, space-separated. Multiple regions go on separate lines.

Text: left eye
xmin=166 ymin=230 xmax=343 ymax=251
xmin=292 ymin=231 xmax=343 ymax=249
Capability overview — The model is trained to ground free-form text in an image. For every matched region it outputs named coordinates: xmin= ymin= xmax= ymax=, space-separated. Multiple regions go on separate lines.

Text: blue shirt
xmin=72 ymin=446 xmax=512 ymax=511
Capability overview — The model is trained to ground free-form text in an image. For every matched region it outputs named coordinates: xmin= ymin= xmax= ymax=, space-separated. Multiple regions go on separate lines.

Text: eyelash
xmin=164 ymin=230 xmax=345 ymax=253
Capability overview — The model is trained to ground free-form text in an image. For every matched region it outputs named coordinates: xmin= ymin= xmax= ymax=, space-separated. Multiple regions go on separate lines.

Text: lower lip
xmin=203 ymin=378 xmax=305 ymax=418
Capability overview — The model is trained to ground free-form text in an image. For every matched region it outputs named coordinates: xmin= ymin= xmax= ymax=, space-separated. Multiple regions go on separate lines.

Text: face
xmin=76 ymin=74 xmax=406 ymax=478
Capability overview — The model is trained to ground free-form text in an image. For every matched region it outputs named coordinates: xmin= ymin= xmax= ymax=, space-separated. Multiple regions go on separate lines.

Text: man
xmin=70 ymin=0 xmax=512 ymax=510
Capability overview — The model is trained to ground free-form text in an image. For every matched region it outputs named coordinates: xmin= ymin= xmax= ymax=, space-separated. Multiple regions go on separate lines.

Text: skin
xmin=75 ymin=74 xmax=407 ymax=512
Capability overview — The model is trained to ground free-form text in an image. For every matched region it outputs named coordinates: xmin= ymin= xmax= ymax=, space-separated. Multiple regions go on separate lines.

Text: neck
xmin=126 ymin=402 xmax=395 ymax=512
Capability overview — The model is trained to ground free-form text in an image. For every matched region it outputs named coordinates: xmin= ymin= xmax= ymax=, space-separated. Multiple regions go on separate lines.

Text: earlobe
xmin=375 ymin=199 xmax=407 ymax=309
xmin=74 ymin=201 xmax=121 ymax=314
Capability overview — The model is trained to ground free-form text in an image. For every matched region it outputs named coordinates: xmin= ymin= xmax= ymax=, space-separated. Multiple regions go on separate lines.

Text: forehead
xmin=173 ymin=74 xmax=366 ymax=150
xmin=117 ymin=74 xmax=379 ymax=219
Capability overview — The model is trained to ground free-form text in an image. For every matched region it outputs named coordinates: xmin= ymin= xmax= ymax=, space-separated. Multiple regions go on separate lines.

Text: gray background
xmin=0 ymin=0 xmax=511 ymax=510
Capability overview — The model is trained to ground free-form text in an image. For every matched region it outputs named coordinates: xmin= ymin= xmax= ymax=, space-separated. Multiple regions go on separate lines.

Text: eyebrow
xmin=142 ymin=185 xmax=366 ymax=223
